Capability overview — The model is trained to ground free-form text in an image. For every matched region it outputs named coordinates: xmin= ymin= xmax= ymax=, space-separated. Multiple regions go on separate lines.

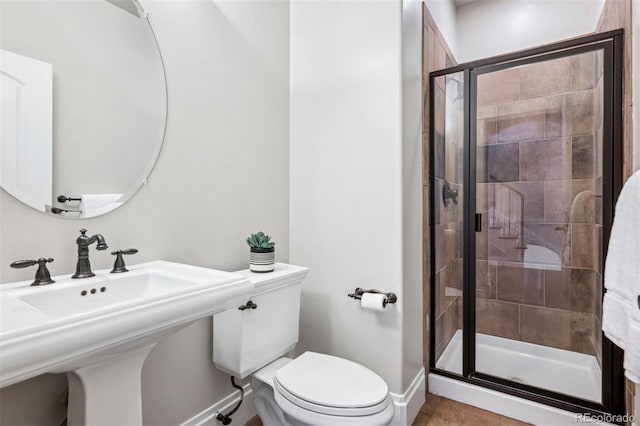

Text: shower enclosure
xmin=429 ymin=30 xmax=624 ymax=416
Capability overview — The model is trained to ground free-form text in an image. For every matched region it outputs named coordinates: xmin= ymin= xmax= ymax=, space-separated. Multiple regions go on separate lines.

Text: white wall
xmin=456 ymin=0 xmax=605 ymax=63
xmin=290 ymin=0 xmax=404 ymax=392
xmin=290 ymin=0 xmax=424 ymax=419
xmin=0 ymin=1 xmax=290 ymax=424
xmin=401 ymin=0 xmax=426 ymax=399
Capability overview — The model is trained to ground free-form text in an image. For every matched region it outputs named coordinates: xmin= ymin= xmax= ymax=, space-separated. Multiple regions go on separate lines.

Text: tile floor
xmin=412 ymin=393 xmax=530 ymax=425
xmin=243 ymin=393 xmax=530 ymax=426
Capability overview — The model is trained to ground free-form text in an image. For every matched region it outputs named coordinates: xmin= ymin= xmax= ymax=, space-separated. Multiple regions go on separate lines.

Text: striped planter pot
xmin=250 ymin=247 xmax=275 ymax=273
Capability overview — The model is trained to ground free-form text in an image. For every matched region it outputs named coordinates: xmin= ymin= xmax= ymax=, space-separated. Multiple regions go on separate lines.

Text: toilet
xmin=212 ymin=263 xmax=395 ymax=426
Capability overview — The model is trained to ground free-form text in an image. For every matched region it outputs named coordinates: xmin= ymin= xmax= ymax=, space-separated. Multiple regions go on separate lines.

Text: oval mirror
xmin=0 ymin=0 xmax=167 ymax=218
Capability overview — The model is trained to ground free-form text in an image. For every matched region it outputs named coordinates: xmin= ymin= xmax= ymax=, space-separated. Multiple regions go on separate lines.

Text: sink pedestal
xmin=66 ymin=344 xmax=156 ymax=426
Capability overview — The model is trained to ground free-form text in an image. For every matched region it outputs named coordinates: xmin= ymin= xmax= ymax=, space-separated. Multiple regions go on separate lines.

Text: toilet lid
xmin=274 ymin=352 xmax=389 ymax=414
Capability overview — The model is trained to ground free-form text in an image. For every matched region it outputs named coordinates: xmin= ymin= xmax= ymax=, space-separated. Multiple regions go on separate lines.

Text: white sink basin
xmin=0 ymin=260 xmax=252 ymax=425
xmin=10 ymin=264 xmax=215 ymax=318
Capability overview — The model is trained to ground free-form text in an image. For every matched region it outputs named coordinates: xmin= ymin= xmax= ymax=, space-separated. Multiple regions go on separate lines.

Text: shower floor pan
xmin=436 ymin=330 xmax=602 ymax=402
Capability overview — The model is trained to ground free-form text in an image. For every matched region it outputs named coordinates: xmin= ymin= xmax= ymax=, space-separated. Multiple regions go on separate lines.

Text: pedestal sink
xmin=0 ymin=260 xmax=252 ymax=425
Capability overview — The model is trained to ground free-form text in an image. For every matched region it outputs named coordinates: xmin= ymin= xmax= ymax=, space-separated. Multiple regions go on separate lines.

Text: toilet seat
xmin=273 ymin=352 xmax=391 ymax=417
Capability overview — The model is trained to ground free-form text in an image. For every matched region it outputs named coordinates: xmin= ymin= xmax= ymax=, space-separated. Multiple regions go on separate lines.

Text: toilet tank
xmin=213 ymin=263 xmax=308 ymax=378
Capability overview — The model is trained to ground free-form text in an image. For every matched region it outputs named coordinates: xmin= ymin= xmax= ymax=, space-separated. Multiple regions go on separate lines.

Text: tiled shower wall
xmin=474 ymin=52 xmax=604 ymax=363
xmin=422 ymin=6 xmax=459 ymax=373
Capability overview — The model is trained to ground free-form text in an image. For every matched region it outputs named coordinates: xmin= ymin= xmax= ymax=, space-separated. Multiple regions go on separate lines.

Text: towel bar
xmin=51 ymin=207 xmax=81 ymax=214
xmin=58 ymin=195 xmax=81 ymax=203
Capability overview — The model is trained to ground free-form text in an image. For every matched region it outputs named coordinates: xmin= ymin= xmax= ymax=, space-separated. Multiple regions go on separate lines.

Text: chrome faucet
xmin=72 ymin=229 xmax=108 ymax=278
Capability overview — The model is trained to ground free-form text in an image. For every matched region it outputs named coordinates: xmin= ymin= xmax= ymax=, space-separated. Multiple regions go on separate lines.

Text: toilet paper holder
xmin=347 ymin=287 xmax=398 ymax=307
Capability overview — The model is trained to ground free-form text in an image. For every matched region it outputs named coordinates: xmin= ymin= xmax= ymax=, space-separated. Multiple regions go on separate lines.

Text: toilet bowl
xmin=252 ymin=353 xmax=394 ymax=426
xmin=212 ymin=264 xmax=394 ymax=426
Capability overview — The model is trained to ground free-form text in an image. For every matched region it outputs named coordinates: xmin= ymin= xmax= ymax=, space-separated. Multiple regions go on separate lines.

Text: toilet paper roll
xmin=360 ymin=293 xmax=386 ymax=312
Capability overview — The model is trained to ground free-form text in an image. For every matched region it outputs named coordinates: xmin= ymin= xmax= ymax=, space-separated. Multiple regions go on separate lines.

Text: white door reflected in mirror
xmin=0 ymin=49 xmax=53 ymax=212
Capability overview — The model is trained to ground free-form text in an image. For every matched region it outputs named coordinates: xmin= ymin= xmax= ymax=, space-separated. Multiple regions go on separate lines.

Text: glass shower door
xmin=431 ymin=72 xmax=465 ymax=375
xmin=473 ymin=47 xmax=607 ymax=403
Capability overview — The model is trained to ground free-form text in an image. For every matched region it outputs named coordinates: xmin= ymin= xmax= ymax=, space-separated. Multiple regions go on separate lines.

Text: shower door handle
xmin=475 ymin=213 xmax=482 ymax=232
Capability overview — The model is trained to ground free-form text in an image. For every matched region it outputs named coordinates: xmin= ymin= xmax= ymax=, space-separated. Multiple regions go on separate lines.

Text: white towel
xmin=603 ymin=170 xmax=640 ymax=384
xmin=626 ymin=321 xmax=640 ymax=383
xmin=79 ymin=194 xmax=122 ymax=213
xmin=602 ymin=290 xmax=631 ymax=349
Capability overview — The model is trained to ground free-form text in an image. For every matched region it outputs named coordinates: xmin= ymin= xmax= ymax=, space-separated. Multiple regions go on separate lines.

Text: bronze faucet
xmin=72 ymin=229 xmax=108 ymax=278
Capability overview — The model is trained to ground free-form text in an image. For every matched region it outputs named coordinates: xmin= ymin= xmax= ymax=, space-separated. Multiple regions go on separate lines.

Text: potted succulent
xmin=246 ymin=231 xmax=275 ymax=273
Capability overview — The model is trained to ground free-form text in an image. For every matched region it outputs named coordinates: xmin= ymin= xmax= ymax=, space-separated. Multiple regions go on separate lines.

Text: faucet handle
xmin=10 ymin=258 xmax=55 ymax=286
xmin=110 ymin=249 xmax=138 ymax=273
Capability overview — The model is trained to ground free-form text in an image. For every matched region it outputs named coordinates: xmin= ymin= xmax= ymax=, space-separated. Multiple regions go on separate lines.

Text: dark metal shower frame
xmin=429 ymin=29 xmax=625 ymax=419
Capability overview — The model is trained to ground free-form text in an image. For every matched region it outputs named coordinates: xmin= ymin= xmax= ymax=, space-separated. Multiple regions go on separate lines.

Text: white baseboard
xmin=389 ymin=368 xmax=426 ymax=426
xmin=181 ymin=383 xmax=256 ymax=426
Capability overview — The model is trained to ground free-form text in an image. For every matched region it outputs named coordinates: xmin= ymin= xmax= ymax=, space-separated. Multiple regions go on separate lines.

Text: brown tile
xmin=627 ymin=377 xmax=636 ymax=396
xmin=412 ymin=410 xmax=431 ymax=426
xmin=244 ymin=415 xmax=263 ymax=426
xmin=476 ymin=223 xmax=488 ymax=260
xmin=544 ymin=95 xmax=565 ymax=138
xmin=478 ymin=143 xmax=520 ymax=183
xmin=431 ymin=399 xmax=501 ymax=426
xmin=426 ymin=415 xmax=459 ymax=426
xmin=435 ymin=295 xmax=461 ymax=360
xmin=436 ymin=261 xmax=461 ymax=318
xmin=424 ymin=24 xmax=436 ymax=75
xmin=568 ymin=180 xmax=597 ymax=224
xmin=543 ymin=181 xmax=569 ymax=223
xmin=497 ymin=98 xmax=546 ymax=143
xmin=571 ymin=268 xmax=597 ymax=314
xmin=594 ymin=315 xmax=603 ymax=367
xmin=422 ymin=393 xmax=443 ymax=414
xmin=435 ymin=224 xmax=457 ymax=271
xmin=415 ymin=395 xmax=532 ymax=425
xmin=596 ymin=0 xmax=625 ymax=31
xmin=545 ymin=267 xmax=596 ymax=314
xmin=477 ymin=105 xmax=498 ymax=146
xmin=571 ymin=312 xmax=597 ymax=355
xmin=500 ymin=417 xmax=530 ymax=426
xmin=519 ymin=57 xmax=571 ymax=100
xmin=595 ymin=272 xmax=603 ymax=321
xmin=476 ymin=260 xmax=497 ymax=299
xmin=544 ymin=269 xmax=571 ymax=310
xmin=521 ymin=306 xmax=571 ymax=350
xmin=566 ymin=91 xmax=594 ymax=136
xmin=423 ymin=133 xmax=430 ymax=186
xmin=497 ymin=264 xmax=544 ymax=305
xmin=519 ymin=139 xmax=563 ymax=181
xmin=477 ymin=68 xmax=520 ymax=106
xmin=476 ymin=299 xmax=520 ymax=340
xmin=571 ymin=52 xmax=596 ymax=91
xmin=509 ymin=182 xmax=545 ymax=222
xmin=570 ymin=224 xmax=597 ymax=269
xmin=433 ymin=36 xmax=447 ymax=72
xmin=572 ymin=135 xmax=595 ymax=179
